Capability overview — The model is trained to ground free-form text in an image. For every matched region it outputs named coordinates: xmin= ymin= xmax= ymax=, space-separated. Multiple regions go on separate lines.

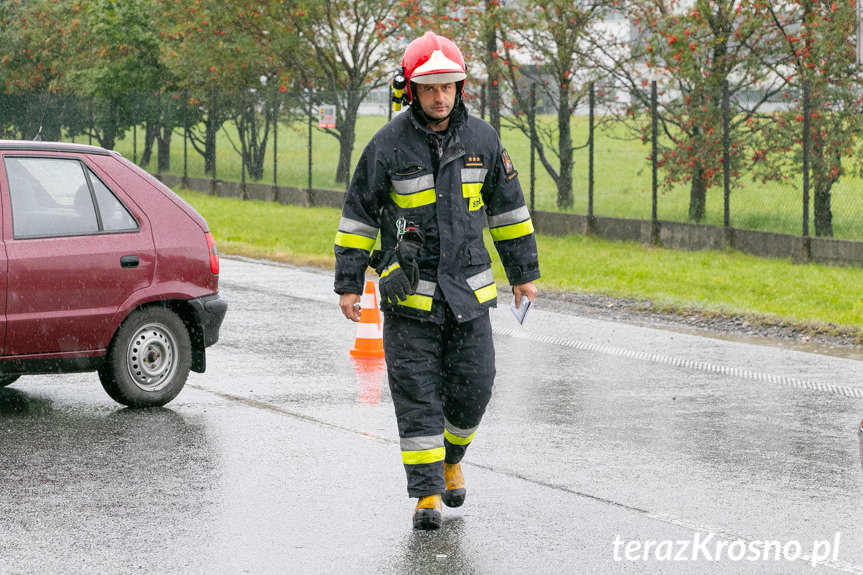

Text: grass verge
xmin=178 ymin=189 xmax=863 ymax=339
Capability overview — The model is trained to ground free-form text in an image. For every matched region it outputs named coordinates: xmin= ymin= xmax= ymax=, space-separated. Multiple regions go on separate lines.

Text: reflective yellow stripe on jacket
xmin=467 ymin=269 xmax=497 ymax=303
xmin=394 ymin=279 xmax=436 ymax=312
xmin=487 ymin=206 xmax=534 ymax=242
xmin=461 ymin=167 xmax=487 ymax=211
xmin=334 ymin=216 xmax=378 ymax=252
xmin=391 ymin=174 xmax=436 ymax=209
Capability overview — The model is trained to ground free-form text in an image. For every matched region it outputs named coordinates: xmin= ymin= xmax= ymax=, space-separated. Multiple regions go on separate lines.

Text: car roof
xmin=0 ymin=140 xmax=112 ymax=156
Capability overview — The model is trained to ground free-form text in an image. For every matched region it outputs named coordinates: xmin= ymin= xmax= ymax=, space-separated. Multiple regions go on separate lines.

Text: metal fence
xmin=1 ymin=83 xmax=861 ymax=243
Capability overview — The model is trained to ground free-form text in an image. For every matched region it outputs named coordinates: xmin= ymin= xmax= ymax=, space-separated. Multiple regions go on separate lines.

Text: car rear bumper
xmin=189 ymin=293 xmax=227 ymax=347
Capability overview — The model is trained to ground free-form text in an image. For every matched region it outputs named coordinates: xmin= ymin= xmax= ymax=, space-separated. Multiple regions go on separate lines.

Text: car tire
xmin=0 ymin=375 xmax=20 ymax=388
xmin=98 ymin=307 xmax=191 ymax=408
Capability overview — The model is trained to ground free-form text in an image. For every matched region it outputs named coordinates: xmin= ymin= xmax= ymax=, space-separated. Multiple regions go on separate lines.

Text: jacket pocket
xmin=466 ymin=242 xmax=492 ymax=266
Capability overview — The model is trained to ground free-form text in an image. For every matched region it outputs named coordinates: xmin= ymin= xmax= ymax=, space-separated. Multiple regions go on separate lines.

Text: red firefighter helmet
xmin=400 ymin=31 xmax=467 ymax=103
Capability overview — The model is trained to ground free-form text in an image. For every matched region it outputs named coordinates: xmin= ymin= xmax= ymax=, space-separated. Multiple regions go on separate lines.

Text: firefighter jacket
xmin=334 ymin=102 xmax=540 ymax=324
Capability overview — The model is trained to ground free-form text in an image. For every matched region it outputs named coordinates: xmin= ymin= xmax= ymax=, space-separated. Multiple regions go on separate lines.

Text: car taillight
xmin=206 ymin=233 xmax=220 ymax=275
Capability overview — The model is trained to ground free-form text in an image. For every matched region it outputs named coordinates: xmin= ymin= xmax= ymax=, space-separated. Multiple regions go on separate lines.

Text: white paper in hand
xmin=509 ymin=297 xmax=532 ymax=325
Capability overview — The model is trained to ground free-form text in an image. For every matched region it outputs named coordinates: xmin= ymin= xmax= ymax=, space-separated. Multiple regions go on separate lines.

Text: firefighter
xmin=334 ymin=31 xmax=540 ymax=530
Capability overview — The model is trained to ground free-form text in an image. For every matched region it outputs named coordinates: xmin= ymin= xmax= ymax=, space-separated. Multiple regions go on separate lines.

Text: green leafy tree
xmin=160 ymin=0 xmax=293 ymax=180
xmin=62 ymin=0 xmax=169 ymax=151
xmin=0 ymin=0 xmax=80 ymax=140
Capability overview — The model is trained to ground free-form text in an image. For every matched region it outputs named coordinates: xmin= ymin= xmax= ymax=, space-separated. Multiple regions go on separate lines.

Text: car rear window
xmin=4 ymin=157 xmax=139 ymax=239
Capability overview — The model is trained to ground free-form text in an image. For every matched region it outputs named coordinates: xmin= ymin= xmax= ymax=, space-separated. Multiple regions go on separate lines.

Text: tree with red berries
xmin=598 ymin=0 xmax=785 ymax=222
xmin=758 ymin=0 xmax=862 ymax=237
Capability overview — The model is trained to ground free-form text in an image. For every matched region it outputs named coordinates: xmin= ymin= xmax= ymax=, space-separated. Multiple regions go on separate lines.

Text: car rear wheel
xmin=0 ymin=375 xmax=20 ymax=388
xmin=98 ymin=307 xmax=191 ymax=407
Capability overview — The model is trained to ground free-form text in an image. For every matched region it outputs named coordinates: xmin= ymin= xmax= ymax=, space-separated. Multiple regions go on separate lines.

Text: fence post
xmin=588 ymin=81 xmax=596 ymax=235
xmin=650 ymin=80 xmax=660 ymax=246
xmin=722 ymin=79 xmax=731 ymax=247
xmin=132 ymin=93 xmax=137 ymax=164
xmin=799 ymin=79 xmax=812 ymax=262
xmin=211 ymin=88 xmax=217 ymax=195
xmin=183 ymin=90 xmax=188 ymax=187
xmin=156 ymin=91 xmax=162 ymax=178
xmin=529 ymin=82 xmax=536 ymax=214
xmin=802 ymin=80 xmax=810 ymax=239
xmin=308 ymin=92 xmax=314 ymax=204
xmin=273 ymin=83 xmax=279 ymax=189
xmin=240 ymin=91 xmax=247 ymax=197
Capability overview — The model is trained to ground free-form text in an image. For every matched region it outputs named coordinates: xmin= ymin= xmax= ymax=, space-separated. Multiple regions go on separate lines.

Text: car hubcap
xmin=126 ymin=322 xmax=177 ymax=392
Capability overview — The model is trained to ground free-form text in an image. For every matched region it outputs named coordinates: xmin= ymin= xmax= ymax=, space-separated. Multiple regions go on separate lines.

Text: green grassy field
xmin=178 ymin=189 xmax=863 ymax=335
xmin=112 ymin=113 xmax=863 ymax=241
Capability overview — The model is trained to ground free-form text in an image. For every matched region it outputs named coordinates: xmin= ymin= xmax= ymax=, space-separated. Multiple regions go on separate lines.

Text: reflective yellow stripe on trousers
xmin=444 ymin=419 xmax=478 ymax=446
xmin=401 ymin=434 xmax=445 ymax=465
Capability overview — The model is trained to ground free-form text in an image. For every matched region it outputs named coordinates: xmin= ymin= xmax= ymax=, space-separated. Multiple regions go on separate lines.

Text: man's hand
xmin=512 ymin=282 xmax=537 ymax=308
xmin=339 ymin=293 xmax=362 ymax=322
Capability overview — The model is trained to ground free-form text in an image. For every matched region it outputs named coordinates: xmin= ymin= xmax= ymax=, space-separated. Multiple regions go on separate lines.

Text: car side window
xmin=4 ymin=157 xmax=138 ymax=238
xmin=87 ymin=168 xmax=138 ymax=232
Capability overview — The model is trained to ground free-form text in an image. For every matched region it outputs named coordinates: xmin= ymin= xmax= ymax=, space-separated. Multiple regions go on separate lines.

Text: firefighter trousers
xmin=382 ymin=306 xmax=496 ymax=498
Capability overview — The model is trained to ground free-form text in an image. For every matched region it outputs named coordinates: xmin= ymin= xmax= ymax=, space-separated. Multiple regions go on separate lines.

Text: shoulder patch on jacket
xmin=501 ymin=149 xmax=518 ymax=181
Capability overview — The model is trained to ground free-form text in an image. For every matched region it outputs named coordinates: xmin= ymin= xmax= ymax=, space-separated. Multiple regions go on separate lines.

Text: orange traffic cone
xmin=350 ymin=280 xmax=385 ymax=357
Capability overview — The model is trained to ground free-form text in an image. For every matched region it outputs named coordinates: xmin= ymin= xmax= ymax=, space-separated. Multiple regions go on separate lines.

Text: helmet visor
xmin=410 ymin=49 xmax=466 ymax=84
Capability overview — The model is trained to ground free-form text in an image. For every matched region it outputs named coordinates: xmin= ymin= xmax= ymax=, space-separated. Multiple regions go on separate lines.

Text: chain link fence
xmin=2 ymin=85 xmax=862 ymax=243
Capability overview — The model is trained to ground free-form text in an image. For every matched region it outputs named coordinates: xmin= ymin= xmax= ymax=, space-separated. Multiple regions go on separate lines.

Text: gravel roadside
xmin=537 ymin=290 xmax=863 ymax=351
xmin=280 ymin=258 xmax=863 ymax=354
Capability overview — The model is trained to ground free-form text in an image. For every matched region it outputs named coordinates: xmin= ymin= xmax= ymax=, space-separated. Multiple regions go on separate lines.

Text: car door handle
xmin=120 ymin=255 xmax=140 ymax=269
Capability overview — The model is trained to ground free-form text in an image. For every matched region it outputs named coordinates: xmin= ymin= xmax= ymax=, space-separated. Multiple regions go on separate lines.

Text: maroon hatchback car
xmin=0 ymin=140 xmax=226 ymax=407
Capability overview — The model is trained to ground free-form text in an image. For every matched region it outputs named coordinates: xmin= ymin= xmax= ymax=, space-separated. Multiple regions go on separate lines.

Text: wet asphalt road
xmin=1 ymin=256 xmax=863 ymax=574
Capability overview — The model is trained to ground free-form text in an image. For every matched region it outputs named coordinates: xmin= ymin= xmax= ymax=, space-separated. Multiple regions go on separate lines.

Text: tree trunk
xmin=556 ymin=88 xmax=573 ymax=209
xmin=240 ymin=99 xmax=270 ymax=181
xmin=336 ymin=95 xmax=360 ymax=185
xmin=689 ymin=167 xmax=707 ymax=221
xmin=809 ymin=143 xmax=836 ymax=238
xmin=157 ymin=125 xmax=172 ymax=173
xmin=205 ymin=116 xmax=216 ymax=176
xmin=141 ymin=122 xmax=158 ymax=166
xmin=98 ymin=98 xmax=118 ymax=151
xmin=813 ymin=180 xmax=834 ymax=238
xmin=485 ymin=12 xmax=500 ymax=135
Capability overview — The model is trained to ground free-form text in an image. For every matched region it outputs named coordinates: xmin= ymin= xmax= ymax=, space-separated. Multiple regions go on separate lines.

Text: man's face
xmin=415 ymin=82 xmax=456 ymax=126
